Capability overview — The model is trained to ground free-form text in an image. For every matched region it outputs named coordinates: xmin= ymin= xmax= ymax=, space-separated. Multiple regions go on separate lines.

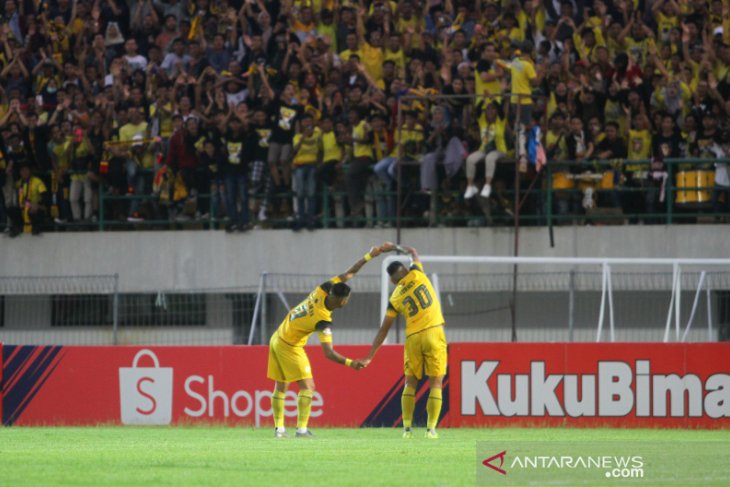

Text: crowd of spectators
xmin=0 ymin=0 xmax=729 ymax=236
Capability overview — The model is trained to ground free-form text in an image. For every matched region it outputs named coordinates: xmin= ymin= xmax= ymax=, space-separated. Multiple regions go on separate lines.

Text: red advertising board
xmin=450 ymin=343 xmax=730 ymax=428
xmin=2 ymin=343 xmax=728 ymax=428
xmin=1 ymin=345 xmax=415 ymax=427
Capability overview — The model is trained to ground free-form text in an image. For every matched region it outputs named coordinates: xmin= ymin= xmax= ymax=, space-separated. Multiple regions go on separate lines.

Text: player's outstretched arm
xmin=362 ymin=313 xmax=396 ymax=365
xmin=380 ymin=242 xmax=420 ymax=263
xmin=337 ymin=245 xmax=383 ymax=283
xmin=402 ymin=245 xmax=420 ymax=264
xmin=321 ymin=342 xmax=366 ymax=370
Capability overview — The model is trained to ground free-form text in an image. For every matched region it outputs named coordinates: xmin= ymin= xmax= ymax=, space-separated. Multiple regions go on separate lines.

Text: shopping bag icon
xmin=119 ymin=349 xmax=173 ymax=425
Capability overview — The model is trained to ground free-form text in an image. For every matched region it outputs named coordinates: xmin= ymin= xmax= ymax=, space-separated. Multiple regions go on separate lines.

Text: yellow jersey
xmin=478 ymin=113 xmax=508 ymax=154
xmin=293 ymin=128 xmax=322 ymax=165
xmin=392 ymin=124 xmax=424 ymax=158
xmin=275 ymin=277 xmax=341 ymax=347
xmin=339 ymin=48 xmax=361 ymax=62
xmin=321 ymin=131 xmax=342 ymax=162
xmin=70 ymin=140 xmax=92 ymax=181
xmin=51 ymin=138 xmax=72 ymax=172
xmin=475 ymin=65 xmax=501 ymax=101
xmin=352 ymin=120 xmax=373 ymax=159
xmin=384 ymin=48 xmax=406 ymax=78
xmin=17 ymin=176 xmax=48 ymax=206
xmin=626 ymin=129 xmax=651 ymax=171
xmin=360 ymin=42 xmax=384 ymax=82
xmin=119 ymin=122 xmax=149 ymax=142
xmin=386 ymin=262 xmax=444 ymax=337
xmin=500 ymin=58 xmax=536 ymax=105
xmin=546 ymin=130 xmax=568 ymax=160
xmin=150 ymin=103 xmax=174 ymax=138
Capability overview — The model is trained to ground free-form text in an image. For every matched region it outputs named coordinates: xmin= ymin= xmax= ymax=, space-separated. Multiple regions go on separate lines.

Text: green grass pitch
xmin=1 ymin=427 xmax=728 ymax=486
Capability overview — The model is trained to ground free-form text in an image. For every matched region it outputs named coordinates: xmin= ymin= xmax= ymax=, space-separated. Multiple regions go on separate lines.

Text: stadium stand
xmin=0 ymin=0 xmax=729 ymax=234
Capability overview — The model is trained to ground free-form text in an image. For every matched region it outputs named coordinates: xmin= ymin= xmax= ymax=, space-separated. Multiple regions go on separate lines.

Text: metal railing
xmin=27 ymin=155 xmax=728 ymax=232
xmin=15 ymin=91 xmax=729 ymax=231
xmin=2 ymin=267 xmax=729 ymax=346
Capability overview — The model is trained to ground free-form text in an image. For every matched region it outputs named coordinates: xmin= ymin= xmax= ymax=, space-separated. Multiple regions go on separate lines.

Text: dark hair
xmin=606 ymin=121 xmax=620 ymax=131
xmin=387 ymin=261 xmax=406 ymax=276
xmin=331 ymin=282 xmax=351 ymax=298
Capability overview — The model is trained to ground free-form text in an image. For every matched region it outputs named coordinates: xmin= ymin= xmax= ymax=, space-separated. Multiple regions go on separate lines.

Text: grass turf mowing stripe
xmin=0 ymin=427 xmax=728 ymax=487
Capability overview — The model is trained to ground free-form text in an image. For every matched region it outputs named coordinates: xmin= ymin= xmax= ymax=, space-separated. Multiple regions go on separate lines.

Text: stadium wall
xmin=2 ymin=343 xmax=728 ymax=428
xmin=0 ymin=225 xmax=727 ymax=291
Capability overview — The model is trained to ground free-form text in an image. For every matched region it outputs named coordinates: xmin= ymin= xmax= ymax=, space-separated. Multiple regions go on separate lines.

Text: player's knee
xmin=428 ymin=375 xmax=444 ymax=389
xmin=404 ymin=376 xmax=418 ymax=389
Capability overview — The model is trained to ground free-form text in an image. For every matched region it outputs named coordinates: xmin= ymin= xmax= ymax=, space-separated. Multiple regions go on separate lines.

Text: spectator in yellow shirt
xmin=496 ymin=41 xmax=544 ymax=126
xmin=8 ymin=163 xmax=48 ymax=237
xmin=291 ymin=114 xmax=322 ymax=231
xmin=346 ymin=108 xmax=373 ymax=223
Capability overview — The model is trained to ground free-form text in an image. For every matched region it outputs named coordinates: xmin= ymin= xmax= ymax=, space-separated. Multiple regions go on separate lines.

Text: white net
xmin=3 ymin=263 xmax=728 ymax=346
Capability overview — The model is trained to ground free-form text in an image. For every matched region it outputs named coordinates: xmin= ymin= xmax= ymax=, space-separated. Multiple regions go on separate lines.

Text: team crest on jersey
xmin=256 ymin=129 xmax=271 ymax=147
xmin=278 ymin=107 xmax=296 ymax=130
xmin=227 ymin=142 xmax=242 ymax=164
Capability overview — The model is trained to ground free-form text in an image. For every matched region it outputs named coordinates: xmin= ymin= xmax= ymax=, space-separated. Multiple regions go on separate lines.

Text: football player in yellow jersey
xmin=363 ymin=243 xmax=447 ymax=439
xmin=267 ymin=245 xmax=383 ymax=438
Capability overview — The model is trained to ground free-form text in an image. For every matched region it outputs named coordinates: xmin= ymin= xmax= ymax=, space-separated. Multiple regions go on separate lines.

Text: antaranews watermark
xmin=476 ymin=440 xmax=729 ymax=486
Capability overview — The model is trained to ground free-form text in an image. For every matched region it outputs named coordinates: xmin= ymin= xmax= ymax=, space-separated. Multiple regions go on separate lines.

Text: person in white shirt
xmin=711 ymin=143 xmax=730 ymax=220
xmin=161 ymin=38 xmax=192 ymax=76
xmin=123 ymin=39 xmax=148 ymax=71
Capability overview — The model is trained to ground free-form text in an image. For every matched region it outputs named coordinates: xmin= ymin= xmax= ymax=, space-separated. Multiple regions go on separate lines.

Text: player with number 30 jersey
xmin=363 ymin=243 xmax=448 ymax=440
xmin=387 ymin=261 xmax=445 ymax=338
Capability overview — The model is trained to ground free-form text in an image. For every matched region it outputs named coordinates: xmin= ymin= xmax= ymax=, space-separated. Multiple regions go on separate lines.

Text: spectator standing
xmin=222 ymin=113 xmax=249 ymax=232
xmin=267 ymin=83 xmax=301 ymax=211
xmin=119 ymin=107 xmax=149 ymax=221
xmin=7 ymin=163 xmax=48 ymax=237
xmin=68 ymin=125 xmax=95 ymax=222
xmin=291 ymin=113 xmax=322 ymax=231
xmin=346 ymin=107 xmax=373 ymax=224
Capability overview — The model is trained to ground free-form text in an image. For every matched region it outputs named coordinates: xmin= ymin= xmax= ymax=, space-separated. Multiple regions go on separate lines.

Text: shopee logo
xmin=119 ymin=349 xmax=173 ymax=425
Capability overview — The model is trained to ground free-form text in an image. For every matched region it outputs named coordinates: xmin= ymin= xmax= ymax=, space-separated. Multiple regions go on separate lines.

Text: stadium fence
xmin=2 ymin=258 xmax=730 ymax=346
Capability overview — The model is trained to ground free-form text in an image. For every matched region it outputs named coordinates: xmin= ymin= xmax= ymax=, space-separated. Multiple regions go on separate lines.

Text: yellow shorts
xmin=404 ymin=325 xmax=447 ymax=380
xmin=267 ymin=333 xmax=313 ymax=383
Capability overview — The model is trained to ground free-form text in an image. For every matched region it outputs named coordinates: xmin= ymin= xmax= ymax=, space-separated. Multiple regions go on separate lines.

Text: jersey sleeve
xmin=315 ymin=320 xmax=333 ymax=343
xmin=410 ymin=262 xmax=424 ymax=272
xmin=385 ymin=302 xmax=399 ymax=318
xmin=318 ymin=276 xmax=342 ymax=293
xmin=525 ymin=61 xmax=537 ymax=80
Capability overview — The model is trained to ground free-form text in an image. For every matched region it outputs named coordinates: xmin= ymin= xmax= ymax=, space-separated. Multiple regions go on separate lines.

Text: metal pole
xmin=99 ymin=180 xmax=105 ymax=232
xmin=596 ymin=264 xmax=608 ymax=342
xmin=675 ymin=263 xmax=682 ymax=342
xmin=706 ymin=275 xmax=713 ymax=341
xmin=666 ymin=162 xmax=673 ymax=224
xmin=607 ymin=265 xmax=615 ymax=342
xmin=112 ymin=273 xmax=119 ymax=345
xmin=396 ymin=98 xmax=403 ymax=245
xmin=682 ymin=271 xmax=706 ymax=342
xmin=568 ymin=269 xmax=575 ymax=342
xmin=547 ymin=164 xmax=555 ymax=247
xmin=248 ymin=273 xmax=265 ymax=345
xmin=510 ymin=102 xmax=523 ymax=343
xmin=260 ymin=272 xmax=268 ymax=345
xmin=322 ymin=185 xmax=330 ymax=229
xmin=663 ymin=265 xmax=679 ymax=342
